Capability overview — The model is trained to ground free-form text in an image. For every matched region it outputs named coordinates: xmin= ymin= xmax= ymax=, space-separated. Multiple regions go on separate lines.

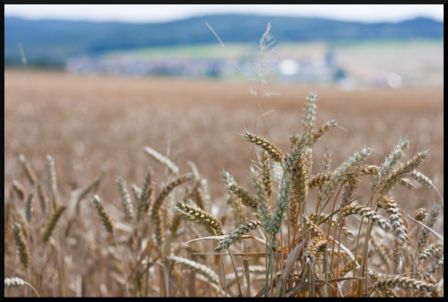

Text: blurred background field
xmin=5 ymin=69 xmax=443 ymax=209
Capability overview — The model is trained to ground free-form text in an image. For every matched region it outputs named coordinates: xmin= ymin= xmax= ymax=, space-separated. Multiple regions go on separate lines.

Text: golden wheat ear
xmin=144 ymin=146 xmax=179 ymax=175
xmin=19 ymin=154 xmax=37 ymax=186
xmin=42 ymin=205 xmax=66 ymax=243
xmin=151 ymin=174 xmax=194 ymax=245
xmin=243 ymin=131 xmax=284 ymax=162
xmin=215 ymin=220 xmax=260 ymax=251
xmin=116 ymin=176 xmax=135 ymax=220
xmin=92 ymin=195 xmax=114 ymax=235
xmin=173 ymin=199 xmax=223 ymax=236
xmin=12 ymin=221 xmax=30 ymax=269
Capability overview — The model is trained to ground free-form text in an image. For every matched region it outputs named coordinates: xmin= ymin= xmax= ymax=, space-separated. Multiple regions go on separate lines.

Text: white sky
xmin=5 ymin=5 xmax=443 ymax=23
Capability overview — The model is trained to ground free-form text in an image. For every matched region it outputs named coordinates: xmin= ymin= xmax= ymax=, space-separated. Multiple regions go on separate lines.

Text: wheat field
xmin=4 ymin=69 xmax=443 ymax=297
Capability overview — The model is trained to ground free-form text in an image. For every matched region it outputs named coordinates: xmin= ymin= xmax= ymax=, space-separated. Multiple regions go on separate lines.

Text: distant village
xmin=65 ymin=47 xmax=400 ymax=89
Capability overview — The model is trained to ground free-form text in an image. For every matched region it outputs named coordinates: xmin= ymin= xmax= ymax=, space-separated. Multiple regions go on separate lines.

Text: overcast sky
xmin=5 ymin=5 xmax=443 ymax=23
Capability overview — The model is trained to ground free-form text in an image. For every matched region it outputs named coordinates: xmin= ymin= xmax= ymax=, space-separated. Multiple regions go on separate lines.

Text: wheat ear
xmin=46 ymin=155 xmax=58 ymax=208
xmin=144 ymin=146 xmax=179 ymax=175
xmin=227 ymin=194 xmax=247 ymax=227
xmin=92 ymin=195 xmax=114 ymax=235
xmin=378 ymin=151 xmax=427 ymax=194
xmin=302 ymin=91 xmax=317 ymax=146
xmin=12 ymin=180 xmax=25 ymax=201
xmin=417 ymin=204 xmax=440 ymax=251
xmin=312 ymin=120 xmax=337 ymax=145
xmin=309 ymin=173 xmax=331 ymax=188
xmin=42 ymin=206 xmax=66 ymax=243
xmin=19 ymin=154 xmax=37 ymax=186
xmin=303 ymin=236 xmax=328 ymax=264
xmin=5 ymin=277 xmax=26 ymax=288
xmin=137 ymin=169 xmax=153 ymax=222
xmin=378 ymin=195 xmax=408 ymax=243
xmin=4 ymin=277 xmax=40 ymax=296
xmin=243 ymin=131 xmax=284 ymax=162
xmin=151 ymin=174 xmax=193 ymax=245
xmin=414 ymin=208 xmax=428 ymax=222
xmin=418 ymin=243 xmax=442 ymax=260
xmin=260 ymin=151 xmax=273 ymax=198
xmin=173 ymin=200 xmax=223 ymax=235
xmin=251 ymin=168 xmax=271 ymax=231
xmin=76 ymin=171 xmax=104 ymax=204
xmin=168 ymin=255 xmax=220 ymax=286
xmin=374 ymin=137 xmax=409 ymax=186
xmin=341 ymin=204 xmax=390 ymax=231
xmin=320 ymin=147 xmax=372 ymax=206
xmin=373 ymin=275 xmax=436 ymax=293
xmin=215 ymin=220 xmax=260 ymax=251
xmin=410 ymin=170 xmax=442 ymax=199
xmin=37 ymin=183 xmax=47 ymax=216
xmin=25 ymin=192 xmax=34 ymax=222
xmin=12 ymin=222 xmax=30 ymax=269
xmin=223 ymin=171 xmax=258 ymax=209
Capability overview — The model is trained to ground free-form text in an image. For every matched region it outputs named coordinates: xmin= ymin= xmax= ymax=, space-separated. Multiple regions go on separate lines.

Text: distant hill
xmin=4 ymin=14 xmax=443 ymax=67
